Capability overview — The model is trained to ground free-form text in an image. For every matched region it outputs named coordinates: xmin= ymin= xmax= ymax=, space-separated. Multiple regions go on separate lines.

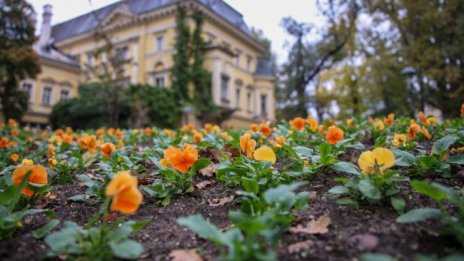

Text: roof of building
xmin=51 ymin=0 xmax=252 ymax=43
xmin=33 ymin=43 xmax=80 ymax=68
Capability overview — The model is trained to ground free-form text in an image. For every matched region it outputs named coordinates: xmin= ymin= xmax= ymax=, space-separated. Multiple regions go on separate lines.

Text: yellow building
xmin=23 ymin=0 xmax=275 ymax=127
xmin=17 ymin=5 xmax=80 ymax=127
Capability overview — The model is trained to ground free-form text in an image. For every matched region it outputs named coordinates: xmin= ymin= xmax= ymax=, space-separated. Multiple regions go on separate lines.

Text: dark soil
xmin=1 ymin=154 xmax=463 ymax=261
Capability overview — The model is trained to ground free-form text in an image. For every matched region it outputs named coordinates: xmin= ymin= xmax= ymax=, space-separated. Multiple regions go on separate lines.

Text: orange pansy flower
xmin=250 ymin=124 xmax=259 ymax=132
xmin=461 ymin=103 xmax=464 ymax=117
xmin=408 ymin=123 xmax=421 ymax=140
xmin=421 ymin=126 xmax=432 ymax=140
xmin=307 ymin=117 xmax=319 ymax=132
xmin=418 ymin=112 xmax=428 ymax=125
xmin=259 ymin=123 xmax=272 ymax=137
xmin=290 ymin=117 xmax=306 ymax=131
xmin=77 ymin=134 xmax=97 ymax=153
xmin=105 ymin=171 xmax=142 ymax=215
xmin=239 ymin=133 xmax=256 ymax=159
xmin=193 ymin=132 xmax=203 ymax=144
xmin=10 ymin=153 xmax=19 ymax=163
xmin=163 ymin=144 xmax=199 ymax=173
xmin=384 ymin=113 xmax=395 ymax=126
xmin=101 ymin=143 xmax=116 ymax=158
xmin=145 ymin=127 xmax=153 ymax=136
xmin=12 ymin=164 xmax=48 ymax=197
xmin=62 ymin=133 xmax=73 ymax=144
xmin=325 ymin=126 xmax=344 ymax=145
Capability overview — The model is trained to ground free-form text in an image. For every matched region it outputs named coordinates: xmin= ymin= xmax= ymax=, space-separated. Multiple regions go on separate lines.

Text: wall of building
xmin=49 ymin=1 xmax=276 ymax=127
xmin=20 ymin=58 xmax=80 ymax=125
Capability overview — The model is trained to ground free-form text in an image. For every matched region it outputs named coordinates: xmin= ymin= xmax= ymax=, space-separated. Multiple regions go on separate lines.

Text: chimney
xmin=39 ymin=4 xmax=52 ymax=47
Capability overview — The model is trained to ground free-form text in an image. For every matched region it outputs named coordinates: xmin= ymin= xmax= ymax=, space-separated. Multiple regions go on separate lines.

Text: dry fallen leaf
xmin=288 ymin=240 xmax=314 ymax=253
xmin=290 ymin=212 xmax=331 ymax=234
xmin=208 ymin=195 xmax=234 ymax=206
xmin=195 ymin=180 xmax=213 ymax=190
xmin=199 ymin=164 xmax=217 ymax=177
xmin=169 ymin=249 xmax=203 ymax=261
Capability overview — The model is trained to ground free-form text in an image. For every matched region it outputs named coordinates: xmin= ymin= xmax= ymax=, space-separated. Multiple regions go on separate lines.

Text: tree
xmin=0 ymin=0 xmax=40 ymax=121
xmin=171 ymin=4 xmax=217 ymax=123
xmin=355 ymin=0 xmax=464 ymax=117
xmin=171 ymin=3 xmax=191 ymax=103
xmin=278 ymin=0 xmax=358 ymax=119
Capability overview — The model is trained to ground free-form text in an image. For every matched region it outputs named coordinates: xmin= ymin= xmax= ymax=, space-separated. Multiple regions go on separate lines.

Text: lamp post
xmin=401 ymin=66 xmax=423 ymax=115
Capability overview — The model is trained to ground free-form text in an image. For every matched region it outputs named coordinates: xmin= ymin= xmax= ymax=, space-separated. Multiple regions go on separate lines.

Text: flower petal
xmin=253 ymin=146 xmax=276 ymax=163
xmin=372 ymin=148 xmax=395 ymax=169
xmin=358 ymin=151 xmax=374 ymax=174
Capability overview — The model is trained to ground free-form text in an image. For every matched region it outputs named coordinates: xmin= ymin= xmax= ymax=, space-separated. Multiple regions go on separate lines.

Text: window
xmin=155 ymin=76 xmax=165 ymax=87
xmin=246 ymin=55 xmax=252 ymax=71
xmin=60 ymin=89 xmax=69 ymax=101
xmin=260 ymin=94 xmax=268 ymax=116
xmin=235 ymin=87 xmax=241 ymax=109
xmin=115 ymin=46 xmax=128 ymax=61
xmin=86 ymin=52 xmax=93 ymax=66
xmin=156 ymin=36 xmax=164 ymax=51
xmin=21 ymin=82 xmax=33 ymax=102
xmin=220 ymin=75 xmax=229 ymax=103
xmin=42 ymin=86 xmax=52 ymax=105
xmin=246 ymin=91 xmax=252 ymax=112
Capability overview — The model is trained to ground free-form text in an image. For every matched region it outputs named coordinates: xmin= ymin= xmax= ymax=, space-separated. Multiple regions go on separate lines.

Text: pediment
xmin=101 ymin=5 xmax=134 ymax=27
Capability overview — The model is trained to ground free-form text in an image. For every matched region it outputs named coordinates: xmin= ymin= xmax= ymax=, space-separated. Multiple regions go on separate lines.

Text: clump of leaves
xmin=142 ymin=158 xmax=210 ymax=205
xmin=397 ymin=180 xmax=464 ymax=245
xmin=177 ymin=183 xmax=309 ymax=261
xmin=0 ymin=171 xmax=54 ymax=239
xmin=45 ymin=219 xmax=148 ymax=260
xmin=329 ymin=160 xmax=408 ymax=212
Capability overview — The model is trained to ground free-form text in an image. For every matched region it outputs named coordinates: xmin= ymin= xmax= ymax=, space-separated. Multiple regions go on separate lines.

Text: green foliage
xmin=397 ymin=181 xmax=464 ymax=245
xmin=216 ymin=156 xmax=286 ymax=195
xmin=142 ymin=158 xmax=211 ymax=206
xmin=329 ymin=169 xmax=408 ymax=212
xmin=50 ymin=83 xmax=179 ymax=129
xmin=45 ymin=219 xmax=147 ymax=260
xmin=0 ymin=171 xmax=54 ymax=239
xmin=171 ymin=4 xmax=216 ymax=118
xmin=0 ymin=0 xmax=40 ymax=120
xmin=177 ymin=183 xmax=309 ymax=261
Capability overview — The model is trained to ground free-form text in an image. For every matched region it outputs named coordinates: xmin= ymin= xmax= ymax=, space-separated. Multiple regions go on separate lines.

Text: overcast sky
xmin=29 ymin=0 xmax=323 ymax=64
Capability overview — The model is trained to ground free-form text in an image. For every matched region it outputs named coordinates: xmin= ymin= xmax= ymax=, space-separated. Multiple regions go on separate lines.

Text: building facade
xmin=21 ymin=0 xmax=275 ymax=127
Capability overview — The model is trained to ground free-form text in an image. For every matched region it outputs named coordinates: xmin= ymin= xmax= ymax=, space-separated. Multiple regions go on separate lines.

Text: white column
xmin=212 ymin=58 xmax=221 ymax=105
xmin=131 ymin=41 xmax=139 ymax=84
xmin=255 ymin=87 xmax=260 ymax=117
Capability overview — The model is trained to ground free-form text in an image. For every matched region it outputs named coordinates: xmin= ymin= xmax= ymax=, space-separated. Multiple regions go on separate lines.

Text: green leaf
xmin=318 ymin=143 xmax=332 ymax=156
xmin=32 ymin=219 xmax=60 ymax=239
xmin=293 ymin=146 xmax=313 ymax=159
xmin=263 ymin=182 xmax=303 ymax=204
xmin=374 ymin=135 xmax=387 ymax=148
xmin=177 ymin=215 xmax=226 ymax=245
xmin=328 ymin=186 xmax=350 ymax=195
xmin=109 ymin=239 xmax=143 ymax=260
xmin=396 ymin=208 xmax=441 ymax=223
xmin=446 ymin=154 xmax=464 ymax=165
xmin=411 ymin=180 xmax=447 ymax=203
xmin=336 ymin=197 xmax=358 ymax=207
xmin=358 ymin=179 xmax=381 ymax=200
xmin=190 ymin=158 xmax=211 ymax=174
xmin=432 ymin=135 xmax=458 ymax=155
xmin=331 ymin=162 xmax=361 ymax=175
xmin=241 ymin=177 xmax=259 ymax=194
xmin=360 ymin=253 xmax=397 ymax=261
xmin=391 ymin=197 xmax=406 ymax=213
xmin=67 ymin=195 xmax=86 ymax=202
xmin=392 ymin=149 xmax=416 ymax=167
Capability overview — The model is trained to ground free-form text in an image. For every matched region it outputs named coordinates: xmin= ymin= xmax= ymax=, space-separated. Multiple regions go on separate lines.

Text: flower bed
xmin=0 ymin=109 xmax=463 ymax=260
